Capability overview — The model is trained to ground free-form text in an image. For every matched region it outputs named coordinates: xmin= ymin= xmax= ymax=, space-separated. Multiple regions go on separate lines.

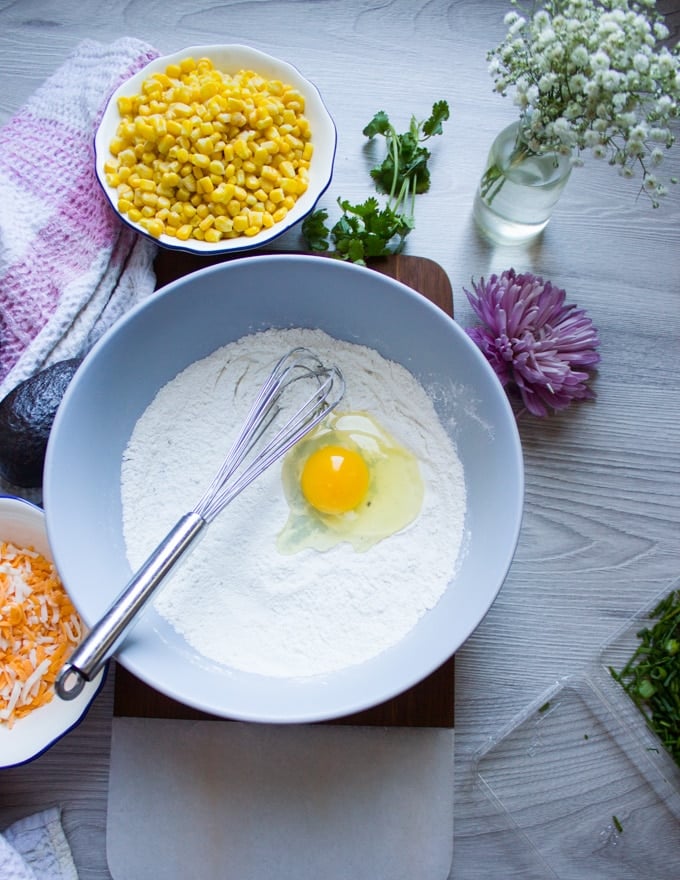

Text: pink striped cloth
xmin=0 ymin=38 xmax=160 ymax=400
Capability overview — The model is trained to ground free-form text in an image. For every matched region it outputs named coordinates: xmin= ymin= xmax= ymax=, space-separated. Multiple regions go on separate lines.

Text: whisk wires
xmin=193 ymin=347 xmax=344 ymax=523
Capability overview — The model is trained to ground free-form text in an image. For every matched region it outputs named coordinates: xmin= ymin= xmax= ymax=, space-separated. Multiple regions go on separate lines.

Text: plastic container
xmin=473 ymin=581 xmax=680 ymax=879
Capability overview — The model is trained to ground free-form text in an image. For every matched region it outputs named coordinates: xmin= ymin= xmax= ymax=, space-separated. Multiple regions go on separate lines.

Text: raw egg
xmin=278 ymin=410 xmax=424 ymax=553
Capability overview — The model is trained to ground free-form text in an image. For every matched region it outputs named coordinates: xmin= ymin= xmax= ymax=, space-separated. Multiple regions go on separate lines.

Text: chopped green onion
xmin=610 ymin=588 xmax=680 ymax=768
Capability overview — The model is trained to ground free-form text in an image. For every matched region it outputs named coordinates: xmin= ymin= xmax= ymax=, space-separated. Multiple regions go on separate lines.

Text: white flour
xmin=121 ymin=328 xmax=466 ymax=678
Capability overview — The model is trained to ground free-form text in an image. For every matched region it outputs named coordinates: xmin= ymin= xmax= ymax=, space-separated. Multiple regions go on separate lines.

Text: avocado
xmin=0 ymin=358 xmax=82 ymax=488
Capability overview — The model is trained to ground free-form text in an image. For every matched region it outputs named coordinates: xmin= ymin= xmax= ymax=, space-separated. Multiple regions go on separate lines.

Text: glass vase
xmin=473 ymin=121 xmax=572 ymax=245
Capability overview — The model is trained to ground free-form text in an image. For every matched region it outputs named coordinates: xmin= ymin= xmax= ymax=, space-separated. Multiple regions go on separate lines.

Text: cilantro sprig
xmin=302 ymin=100 xmax=449 ymax=265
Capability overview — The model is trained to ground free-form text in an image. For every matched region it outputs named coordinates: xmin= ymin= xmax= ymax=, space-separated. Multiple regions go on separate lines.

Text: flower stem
xmin=479 ymin=138 xmax=535 ymax=207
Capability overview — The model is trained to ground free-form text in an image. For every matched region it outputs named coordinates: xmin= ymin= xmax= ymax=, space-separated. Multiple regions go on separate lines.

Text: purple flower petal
xmin=464 ymin=269 xmax=600 ymax=417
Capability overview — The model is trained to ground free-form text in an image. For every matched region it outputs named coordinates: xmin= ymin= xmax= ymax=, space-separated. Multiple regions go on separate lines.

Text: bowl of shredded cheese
xmin=94 ymin=44 xmax=336 ymax=254
xmin=0 ymin=495 xmax=105 ymax=767
xmin=43 ymin=254 xmax=523 ymax=724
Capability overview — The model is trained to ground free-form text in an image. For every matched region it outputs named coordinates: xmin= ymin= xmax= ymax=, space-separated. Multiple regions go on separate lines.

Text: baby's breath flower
xmin=572 ymin=45 xmax=590 ymax=66
xmin=634 ymin=52 xmax=650 ymax=73
xmin=485 ymin=0 xmax=680 ymax=206
xmin=654 ymin=22 xmax=670 ymax=41
xmin=592 ymin=49 xmax=611 ymax=69
xmin=600 ymin=69 xmax=623 ymax=90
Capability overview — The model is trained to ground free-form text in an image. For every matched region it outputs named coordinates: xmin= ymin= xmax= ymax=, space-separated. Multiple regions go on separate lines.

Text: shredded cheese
xmin=0 ymin=540 xmax=82 ymax=727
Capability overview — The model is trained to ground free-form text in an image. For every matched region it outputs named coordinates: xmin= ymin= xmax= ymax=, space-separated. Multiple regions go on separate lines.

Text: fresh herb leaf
xmin=612 ymin=815 xmax=623 ymax=834
xmin=329 ymin=197 xmax=412 ymax=266
xmin=301 ymin=209 xmax=330 ymax=252
xmin=362 ymin=110 xmax=391 ymax=139
xmin=422 ymin=100 xmax=450 ymax=137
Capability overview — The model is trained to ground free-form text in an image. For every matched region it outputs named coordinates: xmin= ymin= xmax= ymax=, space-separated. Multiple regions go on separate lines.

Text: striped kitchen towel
xmin=0 ymin=37 xmax=160 ymax=400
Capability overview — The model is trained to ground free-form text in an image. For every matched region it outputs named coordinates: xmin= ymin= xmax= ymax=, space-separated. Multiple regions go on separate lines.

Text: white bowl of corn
xmin=0 ymin=495 xmax=105 ymax=767
xmin=95 ymin=45 xmax=337 ymax=253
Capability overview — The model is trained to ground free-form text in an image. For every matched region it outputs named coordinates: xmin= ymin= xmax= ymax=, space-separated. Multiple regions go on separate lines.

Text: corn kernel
xmin=117 ymin=148 xmax=137 ymax=167
xmin=252 ymin=146 xmax=270 ymax=165
xmin=108 ymin=138 xmax=125 ymax=157
xmin=179 ymin=57 xmax=197 ymax=73
xmin=281 ymin=177 xmax=301 ymax=195
xmin=181 ymin=175 xmax=197 ymax=193
xmin=134 ymin=118 xmax=155 ymax=141
xmin=142 ymin=218 xmax=165 ymax=238
xmin=261 ymin=165 xmax=280 ymax=183
xmin=190 ymin=152 xmax=211 ymax=169
xmin=158 ymin=134 xmax=175 ymax=154
xmin=211 ymin=182 xmax=235 ymax=203
xmin=215 ymin=216 xmax=233 ymax=233
xmin=279 ymin=160 xmax=296 ymax=179
xmin=208 ymin=159 xmax=225 ymax=176
xmin=234 ymin=138 xmax=250 ymax=160
xmin=170 ymin=102 xmax=193 ymax=118
xmin=197 ymin=176 xmax=215 ymax=194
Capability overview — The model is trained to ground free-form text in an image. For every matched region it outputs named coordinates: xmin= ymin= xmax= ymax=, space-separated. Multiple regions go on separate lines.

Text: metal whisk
xmin=56 ymin=347 xmax=344 ymax=700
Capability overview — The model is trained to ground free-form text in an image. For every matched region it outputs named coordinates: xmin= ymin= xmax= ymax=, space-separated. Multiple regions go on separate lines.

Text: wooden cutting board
xmin=114 ymin=251 xmax=455 ymax=728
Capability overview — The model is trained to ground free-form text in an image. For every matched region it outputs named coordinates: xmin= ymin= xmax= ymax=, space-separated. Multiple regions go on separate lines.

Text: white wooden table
xmin=1 ymin=1 xmax=679 ymax=877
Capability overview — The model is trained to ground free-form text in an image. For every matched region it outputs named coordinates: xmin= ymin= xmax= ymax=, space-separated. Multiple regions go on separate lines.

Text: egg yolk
xmin=300 ymin=445 xmax=370 ymax=515
xmin=278 ymin=410 xmax=424 ymax=554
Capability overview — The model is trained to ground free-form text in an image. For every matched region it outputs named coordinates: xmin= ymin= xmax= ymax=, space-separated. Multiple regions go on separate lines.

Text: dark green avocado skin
xmin=0 ymin=358 xmax=82 ymax=489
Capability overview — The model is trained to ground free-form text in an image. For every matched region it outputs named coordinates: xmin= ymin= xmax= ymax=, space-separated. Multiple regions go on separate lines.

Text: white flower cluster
xmin=488 ymin=0 xmax=680 ymax=205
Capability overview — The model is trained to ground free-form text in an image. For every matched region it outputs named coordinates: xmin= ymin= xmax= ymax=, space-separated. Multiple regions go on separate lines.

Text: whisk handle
xmin=56 ymin=512 xmax=206 ymax=700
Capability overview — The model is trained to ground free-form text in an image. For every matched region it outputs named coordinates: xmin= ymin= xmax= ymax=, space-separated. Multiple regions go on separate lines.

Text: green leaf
xmin=329 ymin=197 xmax=411 ymax=263
xmin=301 ymin=209 xmax=330 ymax=252
xmin=422 ymin=100 xmax=450 ymax=138
xmin=362 ymin=110 xmax=391 ymax=139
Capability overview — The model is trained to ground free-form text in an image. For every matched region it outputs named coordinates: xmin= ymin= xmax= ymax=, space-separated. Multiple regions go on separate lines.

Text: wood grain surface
xmin=1 ymin=2 xmax=679 ymax=878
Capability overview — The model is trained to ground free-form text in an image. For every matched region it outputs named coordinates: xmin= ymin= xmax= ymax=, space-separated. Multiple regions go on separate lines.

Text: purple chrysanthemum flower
xmin=464 ymin=269 xmax=600 ymax=417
